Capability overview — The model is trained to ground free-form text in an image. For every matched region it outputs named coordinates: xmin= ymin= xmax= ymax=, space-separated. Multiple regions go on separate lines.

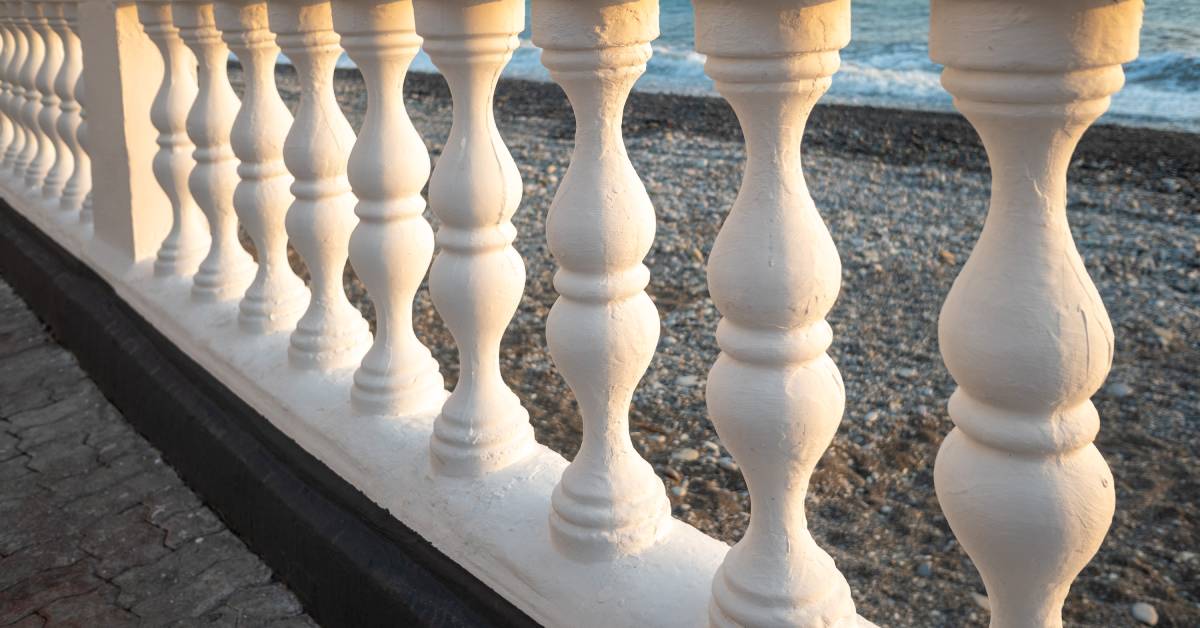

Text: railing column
xmin=693 ymin=1 xmax=857 ymax=626
xmin=174 ymin=0 xmax=254 ymax=301
xmin=52 ymin=0 xmax=87 ymax=215
xmin=930 ymin=2 xmax=1143 ymax=627
xmin=0 ymin=3 xmax=15 ymax=176
xmin=271 ymin=0 xmax=369 ymax=370
xmin=138 ymin=0 xmax=210 ymax=276
xmin=14 ymin=1 xmax=41 ymax=187
xmin=35 ymin=0 xmax=65 ymax=199
xmin=532 ymin=0 xmax=670 ymax=561
xmin=215 ymin=0 xmax=307 ymax=332
xmin=1 ymin=1 xmax=27 ymax=181
xmin=23 ymin=0 xmax=56 ymax=191
xmin=332 ymin=0 xmax=444 ymax=414
xmin=415 ymin=0 xmax=535 ymax=475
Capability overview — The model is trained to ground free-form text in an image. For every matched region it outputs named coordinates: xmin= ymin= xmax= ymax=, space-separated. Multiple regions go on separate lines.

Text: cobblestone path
xmin=0 ymin=279 xmax=318 ymax=627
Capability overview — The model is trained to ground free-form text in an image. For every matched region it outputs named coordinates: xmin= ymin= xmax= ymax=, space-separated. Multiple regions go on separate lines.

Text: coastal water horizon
xmin=318 ymin=0 xmax=1199 ymax=134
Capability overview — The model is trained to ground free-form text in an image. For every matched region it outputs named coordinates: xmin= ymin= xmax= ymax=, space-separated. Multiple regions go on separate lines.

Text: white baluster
xmin=53 ymin=0 xmax=86 ymax=214
xmin=23 ymin=0 xmax=57 ymax=191
xmin=271 ymin=0 xmax=369 ymax=370
xmin=333 ymin=0 xmax=444 ymax=414
xmin=175 ymin=0 xmax=254 ymax=301
xmin=75 ymin=69 xmax=89 ymax=225
xmin=0 ymin=3 xmax=15 ymax=174
xmin=3 ymin=2 xmax=28 ymax=183
xmin=930 ymin=2 xmax=1141 ymax=627
xmin=14 ymin=1 xmax=41 ymax=188
xmin=693 ymin=1 xmax=857 ymax=626
xmin=215 ymin=0 xmax=307 ymax=332
xmin=532 ymin=0 xmax=670 ymax=561
xmin=139 ymin=0 xmax=210 ymax=276
xmin=414 ymin=0 xmax=534 ymax=476
xmin=35 ymin=0 xmax=65 ymax=199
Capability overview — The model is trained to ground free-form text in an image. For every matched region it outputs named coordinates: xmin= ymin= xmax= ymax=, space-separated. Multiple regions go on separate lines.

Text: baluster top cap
xmin=531 ymin=0 xmax=658 ymax=50
xmin=693 ymin=0 xmax=849 ymax=57
xmin=930 ymin=0 xmax=1143 ymax=72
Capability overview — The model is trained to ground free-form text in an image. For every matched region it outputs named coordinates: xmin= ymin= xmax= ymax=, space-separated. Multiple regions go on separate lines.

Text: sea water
xmin=330 ymin=0 xmax=1199 ymax=133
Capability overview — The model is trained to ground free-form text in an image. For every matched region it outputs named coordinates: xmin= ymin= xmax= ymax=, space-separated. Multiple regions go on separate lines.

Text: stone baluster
xmin=175 ymin=0 xmax=254 ymax=301
xmin=270 ymin=0 xmax=369 ymax=370
xmin=0 ymin=3 xmax=15 ymax=173
xmin=215 ymin=0 xmax=306 ymax=332
xmin=34 ymin=0 xmax=64 ymax=198
xmin=532 ymin=0 xmax=670 ymax=561
xmin=414 ymin=0 xmax=534 ymax=475
xmin=693 ymin=1 xmax=857 ymax=625
xmin=23 ymin=0 xmax=57 ymax=191
xmin=14 ymin=1 xmax=42 ymax=188
xmin=332 ymin=0 xmax=443 ymax=413
xmin=52 ymin=0 xmax=87 ymax=214
xmin=75 ymin=70 xmax=89 ymax=224
xmin=930 ymin=2 xmax=1143 ymax=627
xmin=2 ymin=1 xmax=28 ymax=182
xmin=139 ymin=0 xmax=210 ymax=276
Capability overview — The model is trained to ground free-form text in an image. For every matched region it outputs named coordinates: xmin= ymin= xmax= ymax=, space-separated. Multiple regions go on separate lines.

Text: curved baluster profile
xmin=0 ymin=3 xmax=15 ymax=173
xmin=334 ymin=0 xmax=445 ymax=414
xmin=36 ymin=0 xmax=65 ymax=199
xmin=532 ymin=0 xmax=671 ymax=561
xmin=138 ymin=0 xmax=210 ymax=277
xmin=14 ymin=1 xmax=42 ymax=189
xmin=53 ymin=0 xmax=87 ymax=215
xmin=930 ymin=2 xmax=1142 ymax=627
xmin=694 ymin=1 xmax=858 ymax=626
xmin=271 ymin=0 xmax=369 ymax=370
xmin=415 ymin=0 xmax=534 ymax=475
xmin=175 ymin=0 xmax=254 ymax=301
xmin=216 ymin=0 xmax=307 ymax=332
xmin=24 ymin=0 xmax=57 ymax=191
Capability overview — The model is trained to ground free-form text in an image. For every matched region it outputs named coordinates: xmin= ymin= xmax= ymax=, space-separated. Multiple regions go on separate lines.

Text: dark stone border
xmin=0 ymin=200 xmax=540 ymax=628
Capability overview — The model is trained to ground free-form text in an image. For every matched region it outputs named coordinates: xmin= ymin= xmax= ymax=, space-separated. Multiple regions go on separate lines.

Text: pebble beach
xmin=236 ymin=66 xmax=1199 ymax=627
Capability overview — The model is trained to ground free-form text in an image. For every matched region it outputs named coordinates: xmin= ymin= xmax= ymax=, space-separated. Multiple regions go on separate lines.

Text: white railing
xmin=0 ymin=0 xmax=1144 ymax=626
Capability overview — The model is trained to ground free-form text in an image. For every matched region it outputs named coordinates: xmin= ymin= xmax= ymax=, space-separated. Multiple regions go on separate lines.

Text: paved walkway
xmin=0 ymin=278 xmax=317 ymax=627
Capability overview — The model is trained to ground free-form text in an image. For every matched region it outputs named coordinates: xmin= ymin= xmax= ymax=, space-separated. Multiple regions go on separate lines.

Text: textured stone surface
xmin=0 ymin=280 xmax=317 ymax=627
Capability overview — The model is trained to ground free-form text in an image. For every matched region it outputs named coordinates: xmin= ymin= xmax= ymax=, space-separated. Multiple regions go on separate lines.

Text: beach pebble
xmin=1109 ymin=381 xmax=1134 ymax=398
xmin=718 ymin=457 xmax=739 ymax=472
xmin=701 ymin=440 xmax=721 ymax=455
xmin=864 ymin=410 xmax=880 ymax=423
xmin=675 ymin=375 xmax=700 ymax=387
xmin=917 ymin=561 xmax=933 ymax=577
xmin=670 ymin=485 xmax=687 ymax=498
xmin=672 ymin=448 xmax=701 ymax=463
xmin=1131 ymin=602 xmax=1158 ymax=625
xmin=971 ymin=593 xmax=991 ymax=612
xmin=897 ymin=367 xmax=919 ymax=380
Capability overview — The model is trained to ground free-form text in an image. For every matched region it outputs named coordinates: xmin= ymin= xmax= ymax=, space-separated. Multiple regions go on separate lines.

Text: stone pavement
xmin=0 ymin=278 xmax=318 ymax=627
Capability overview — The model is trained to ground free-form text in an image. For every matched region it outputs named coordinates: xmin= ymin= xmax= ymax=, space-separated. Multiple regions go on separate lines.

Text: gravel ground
xmin=233 ymin=65 xmax=1198 ymax=627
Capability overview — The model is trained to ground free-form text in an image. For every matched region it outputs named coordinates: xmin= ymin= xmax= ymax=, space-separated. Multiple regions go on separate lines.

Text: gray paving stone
xmin=0 ymin=277 xmax=316 ymax=626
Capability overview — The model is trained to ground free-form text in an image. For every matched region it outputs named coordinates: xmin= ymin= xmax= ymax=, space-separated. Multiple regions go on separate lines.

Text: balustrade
xmin=139 ymin=0 xmax=210 ymax=277
xmin=931 ymin=2 xmax=1140 ymax=627
xmin=415 ymin=0 xmax=534 ymax=475
xmin=51 ymin=0 xmax=85 ymax=215
xmin=271 ymin=0 xmax=370 ymax=370
xmin=0 ymin=1 xmax=1150 ymax=625
xmin=695 ymin=0 xmax=857 ymax=625
xmin=533 ymin=0 xmax=672 ymax=561
xmin=215 ymin=0 xmax=306 ymax=332
xmin=334 ymin=0 xmax=444 ymax=415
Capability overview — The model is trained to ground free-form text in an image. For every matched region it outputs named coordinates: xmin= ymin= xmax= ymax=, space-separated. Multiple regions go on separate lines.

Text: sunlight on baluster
xmin=415 ymin=0 xmax=536 ymax=477
xmin=532 ymin=0 xmax=672 ymax=562
xmin=270 ymin=0 xmax=370 ymax=370
xmin=216 ymin=0 xmax=307 ymax=333
xmin=693 ymin=1 xmax=859 ymax=626
xmin=14 ymin=2 xmax=41 ymax=190
xmin=930 ymin=2 xmax=1143 ymax=627
xmin=37 ymin=0 xmax=66 ymax=201
xmin=0 ymin=4 xmax=15 ymax=180
xmin=24 ymin=1 xmax=56 ymax=192
xmin=139 ymin=0 xmax=210 ymax=277
xmin=52 ymin=0 xmax=86 ymax=216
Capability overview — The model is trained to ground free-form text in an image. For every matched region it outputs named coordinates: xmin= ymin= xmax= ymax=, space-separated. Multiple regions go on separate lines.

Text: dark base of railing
xmin=0 ymin=200 xmax=540 ymax=628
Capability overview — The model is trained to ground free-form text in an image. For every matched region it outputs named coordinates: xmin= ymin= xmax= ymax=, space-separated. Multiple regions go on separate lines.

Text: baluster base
xmin=288 ymin=308 xmax=370 ymax=372
xmin=350 ymin=353 xmax=446 ymax=417
xmin=430 ymin=395 xmax=535 ymax=477
xmin=548 ymin=460 xmax=671 ymax=562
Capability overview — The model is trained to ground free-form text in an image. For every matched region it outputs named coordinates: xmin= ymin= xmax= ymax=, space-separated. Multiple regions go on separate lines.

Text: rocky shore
xmin=236 ymin=66 xmax=1199 ymax=627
